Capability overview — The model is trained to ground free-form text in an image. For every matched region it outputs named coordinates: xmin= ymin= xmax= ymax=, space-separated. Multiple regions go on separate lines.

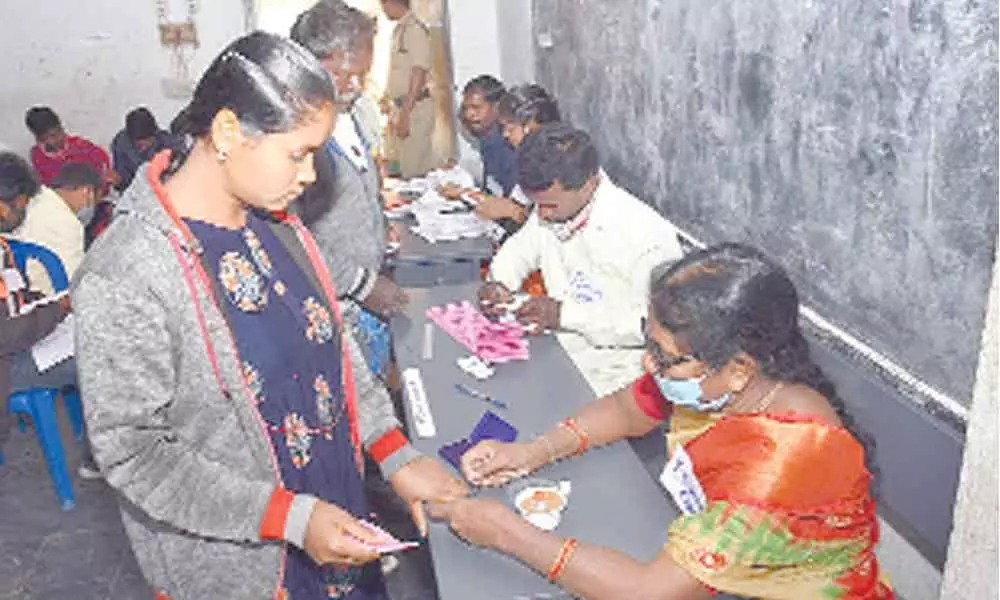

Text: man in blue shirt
xmin=460 ymin=75 xmax=517 ymax=197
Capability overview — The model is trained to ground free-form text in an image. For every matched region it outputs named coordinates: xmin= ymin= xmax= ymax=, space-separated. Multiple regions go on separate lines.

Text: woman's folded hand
xmin=302 ymin=500 xmax=381 ymax=567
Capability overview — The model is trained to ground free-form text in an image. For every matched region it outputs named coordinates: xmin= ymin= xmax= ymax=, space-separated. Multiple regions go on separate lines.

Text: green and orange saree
xmin=663 ymin=407 xmax=894 ymax=599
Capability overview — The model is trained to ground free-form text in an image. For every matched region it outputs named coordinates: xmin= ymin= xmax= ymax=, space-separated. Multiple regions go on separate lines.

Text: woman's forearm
xmin=525 ymin=388 xmax=661 ymax=468
xmin=494 ymin=515 xmax=698 ymax=600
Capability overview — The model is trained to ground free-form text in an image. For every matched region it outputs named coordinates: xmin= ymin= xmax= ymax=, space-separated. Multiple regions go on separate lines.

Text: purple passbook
xmin=438 ymin=411 xmax=518 ymax=470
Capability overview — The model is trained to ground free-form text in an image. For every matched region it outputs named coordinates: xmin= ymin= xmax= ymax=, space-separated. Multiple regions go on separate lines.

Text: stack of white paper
xmin=32 ymin=314 xmax=74 ymax=372
xmin=407 ymin=189 xmax=496 ymax=243
xmin=389 ymin=166 xmax=477 ymax=200
xmin=424 ymin=166 xmax=476 ymax=190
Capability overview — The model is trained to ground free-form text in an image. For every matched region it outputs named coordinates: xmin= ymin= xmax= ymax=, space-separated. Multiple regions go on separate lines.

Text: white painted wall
xmin=445 ymin=0 xmax=536 ymax=176
xmin=0 ymin=0 xmax=533 ymax=171
xmin=496 ymin=0 xmax=535 ymax=86
xmin=0 ymin=0 xmax=246 ymax=156
xmin=446 ymin=0 xmax=503 ymax=84
xmin=445 ymin=0 xmax=502 ymax=177
xmin=257 ymin=0 xmax=537 ymax=174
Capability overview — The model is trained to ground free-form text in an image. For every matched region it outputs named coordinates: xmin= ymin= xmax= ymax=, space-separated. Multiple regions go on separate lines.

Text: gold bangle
xmin=538 ymin=433 xmax=557 ymax=465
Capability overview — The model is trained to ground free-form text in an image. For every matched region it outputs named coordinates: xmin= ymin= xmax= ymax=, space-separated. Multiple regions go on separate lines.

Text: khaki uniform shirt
xmin=386 ymin=11 xmax=432 ymax=100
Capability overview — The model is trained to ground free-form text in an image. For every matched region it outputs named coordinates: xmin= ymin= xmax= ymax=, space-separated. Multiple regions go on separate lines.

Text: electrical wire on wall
xmin=156 ymin=0 xmax=200 ymax=99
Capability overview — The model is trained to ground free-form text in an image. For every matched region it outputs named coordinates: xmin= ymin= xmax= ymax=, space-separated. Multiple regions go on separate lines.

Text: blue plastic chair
xmin=1 ymin=239 xmax=81 ymax=510
xmin=7 ymin=239 xmax=72 ymax=432
xmin=7 ymin=239 xmax=70 ymax=291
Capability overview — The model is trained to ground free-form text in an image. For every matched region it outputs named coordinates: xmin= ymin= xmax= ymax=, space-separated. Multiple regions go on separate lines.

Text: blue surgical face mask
xmin=653 ymin=373 xmax=731 ymax=412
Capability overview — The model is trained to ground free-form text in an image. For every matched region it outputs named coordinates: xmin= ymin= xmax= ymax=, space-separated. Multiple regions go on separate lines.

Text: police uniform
xmin=384 ymin=10 xmax=437 ymax=178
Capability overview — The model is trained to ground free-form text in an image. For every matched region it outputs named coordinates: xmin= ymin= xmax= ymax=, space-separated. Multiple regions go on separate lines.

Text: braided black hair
xmin=650 ymin=243 xmax=880 ymax=493
xmin=165 ymin=31 xmax=337 ymax=177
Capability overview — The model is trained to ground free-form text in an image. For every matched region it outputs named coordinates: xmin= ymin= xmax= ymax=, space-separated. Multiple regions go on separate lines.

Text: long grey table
xmin=391 ymin=284 xmax=677 ymax=599
xmin=387 ymin=217 xmax=495 ymax=288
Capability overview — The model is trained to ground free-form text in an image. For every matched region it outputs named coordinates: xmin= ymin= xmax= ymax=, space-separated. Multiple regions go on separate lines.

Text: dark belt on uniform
xmin=393 ymin=88 xmax=431 ymax=107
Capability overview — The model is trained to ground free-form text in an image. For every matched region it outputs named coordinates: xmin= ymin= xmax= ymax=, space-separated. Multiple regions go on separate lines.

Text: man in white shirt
xmin=0 ymin=154 xmax=96 ymax=295
xmin=481 ymin=124 xmax=684 ymax=395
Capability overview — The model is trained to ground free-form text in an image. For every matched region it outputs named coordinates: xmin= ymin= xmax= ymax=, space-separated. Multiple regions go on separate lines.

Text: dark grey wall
xmin=533 ymin=0 xmax=998 ymax=403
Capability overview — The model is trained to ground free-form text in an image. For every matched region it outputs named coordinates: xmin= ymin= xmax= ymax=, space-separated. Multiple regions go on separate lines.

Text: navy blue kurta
xmin=188 ymin=212 xmax=387 ymax=600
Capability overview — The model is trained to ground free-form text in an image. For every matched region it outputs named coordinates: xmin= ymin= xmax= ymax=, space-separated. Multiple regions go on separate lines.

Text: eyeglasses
xmin=641 ymin=317 xmax=698 ymax=371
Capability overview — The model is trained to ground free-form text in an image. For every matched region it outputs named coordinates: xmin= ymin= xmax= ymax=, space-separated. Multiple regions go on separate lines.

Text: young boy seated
xmin=25 ymin=106 xmax=115 ymax=192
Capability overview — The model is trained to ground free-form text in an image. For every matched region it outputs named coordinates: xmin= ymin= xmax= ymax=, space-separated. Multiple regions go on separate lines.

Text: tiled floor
xmin=0 ymin=408 xmax=438 ymax=600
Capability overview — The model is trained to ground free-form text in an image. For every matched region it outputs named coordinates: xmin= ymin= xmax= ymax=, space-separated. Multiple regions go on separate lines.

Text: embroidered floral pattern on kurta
xmin=243 ymin=228 xmax=273 ymax=277
xmin=315 ymin=374 xmax=343 ymax=440
xmin=242 ymin=361 xmax=264 ymax=404
xmin=303 ymin=297 xmax=335 ymax=343
xmin=218 ymin=251 xmax=268 ymax=312
xmin=283 ymin=413 xmax=313 ymax=469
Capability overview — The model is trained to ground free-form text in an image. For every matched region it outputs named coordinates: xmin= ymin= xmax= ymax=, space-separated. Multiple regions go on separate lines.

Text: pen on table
xmin=454 ymin=383 xmax=507 ymax=410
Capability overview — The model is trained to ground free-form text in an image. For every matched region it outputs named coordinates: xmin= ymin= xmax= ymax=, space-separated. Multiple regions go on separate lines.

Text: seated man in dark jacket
xmin=110 ymin=107 xmax=172 ymax=192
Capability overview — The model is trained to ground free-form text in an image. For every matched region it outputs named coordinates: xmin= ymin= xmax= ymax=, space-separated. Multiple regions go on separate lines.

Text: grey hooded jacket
xmin=72 ymin=164 xmax=418 ymax=599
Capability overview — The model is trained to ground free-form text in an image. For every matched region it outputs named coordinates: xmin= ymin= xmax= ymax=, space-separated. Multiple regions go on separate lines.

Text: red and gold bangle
xmin=547 ymin=538 xmax=579 ymax=582
xmin=558 ymin=418 xmax=590 ymax=456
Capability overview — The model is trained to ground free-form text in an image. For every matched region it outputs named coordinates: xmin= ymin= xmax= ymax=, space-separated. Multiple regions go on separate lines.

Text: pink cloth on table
xmin=426 ymin=301 xmax=529 ymax=363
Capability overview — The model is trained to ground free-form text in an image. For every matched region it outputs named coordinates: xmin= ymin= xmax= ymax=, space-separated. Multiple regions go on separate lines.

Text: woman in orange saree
xmin=431 ymin=243 xmax=894 ymax=599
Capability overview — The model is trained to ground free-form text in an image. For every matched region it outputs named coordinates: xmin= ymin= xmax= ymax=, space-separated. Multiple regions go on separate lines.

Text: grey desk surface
xmin=391 ymin=284 xmax=677 ymax=600
xmin=388 ymin=216 xmax=495 ymax=265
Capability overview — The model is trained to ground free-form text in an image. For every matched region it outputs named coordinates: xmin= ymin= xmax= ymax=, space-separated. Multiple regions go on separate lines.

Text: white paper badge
xmin=568 ymin=270 xmax=603 ymax=303
xmin=659 ymin=445 xmax=707 ymax=515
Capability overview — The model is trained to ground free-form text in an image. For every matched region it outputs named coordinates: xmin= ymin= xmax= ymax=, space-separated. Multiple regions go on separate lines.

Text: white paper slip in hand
xmin=496 ymin=292 xmax=530 ymax=323
xmin=402 ymin=367 xmax=436 ymax=438
xmin=31 ymin=314 xmax=75 ymax=373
